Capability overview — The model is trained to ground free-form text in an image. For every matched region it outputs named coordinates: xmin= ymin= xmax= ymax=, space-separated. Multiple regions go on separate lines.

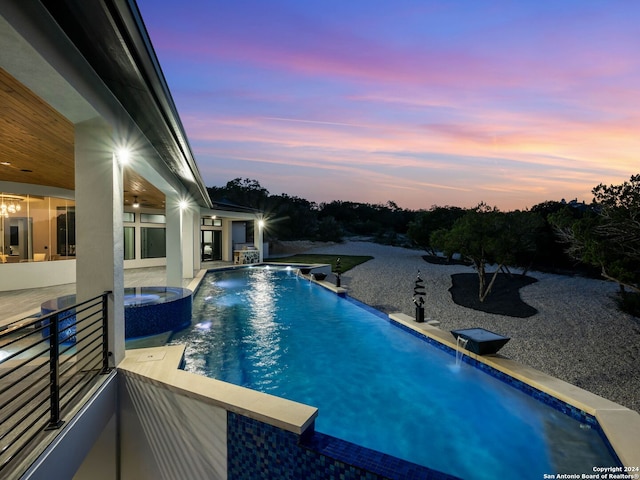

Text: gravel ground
xmin=300 ymin=240 xmax=640 ymax=412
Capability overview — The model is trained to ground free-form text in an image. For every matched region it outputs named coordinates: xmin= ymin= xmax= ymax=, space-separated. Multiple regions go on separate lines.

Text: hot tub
xmin=41 ymin=286 xmax=192 ymax=342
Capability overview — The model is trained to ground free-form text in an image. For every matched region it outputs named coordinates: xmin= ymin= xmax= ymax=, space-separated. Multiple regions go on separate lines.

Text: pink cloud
xmin=138 ymin=1 xmax=640 ymax=210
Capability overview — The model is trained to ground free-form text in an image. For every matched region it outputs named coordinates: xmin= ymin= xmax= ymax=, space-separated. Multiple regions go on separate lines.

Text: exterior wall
xmin=73 ymin=414 xmax=117 ymax=480
xmin=20 ymin=374 xmax=118 ymax=480
xmin=231 ymin=221 xmax=246 ymax=247
xmin=119 ymin=374 xmax=227 ymax=480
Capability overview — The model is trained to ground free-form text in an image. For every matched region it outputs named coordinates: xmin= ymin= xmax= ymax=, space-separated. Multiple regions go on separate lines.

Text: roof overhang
xmin=5 ymin=0 xmax=212 ymax=209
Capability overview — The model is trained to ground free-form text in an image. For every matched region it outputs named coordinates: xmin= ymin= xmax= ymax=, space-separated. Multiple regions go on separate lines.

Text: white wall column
xmin=75 ymin=117 xmax=124 ymax=366
xmin=192 ymin=209 xmax=201 ymax=272
xmin=221 ymin=218 xmax=233 ymax=262
xmin=181 ymin=203 xmax=196 ymax=279
xmin=165 ymin=194 xmax=183 ymax=287
xmin=253 ymin=218 xmax=264 ymax=263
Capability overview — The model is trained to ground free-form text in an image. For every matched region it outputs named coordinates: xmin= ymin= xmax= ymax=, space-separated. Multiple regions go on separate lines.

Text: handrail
xmin=0 ymin=292 xmax=112 ymax=474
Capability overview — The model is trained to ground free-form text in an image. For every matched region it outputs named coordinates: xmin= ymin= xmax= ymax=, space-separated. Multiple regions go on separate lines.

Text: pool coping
xmin=387 ymin=313 xmax=640 ymax=470
xmin=118 ymin=344 xmax=318 ymax=436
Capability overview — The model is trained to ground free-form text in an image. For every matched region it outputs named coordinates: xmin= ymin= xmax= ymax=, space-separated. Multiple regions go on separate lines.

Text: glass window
xmin=1 ymin=193 xmax=74 ymax=262
xmin=123 ymin=212 xmax=135 ymax=223
xmin=56 ymin=205 xmax=76 ymax=256
xmin=124 ymin=226 xmax=135 ymax=260
xmin=141 ymin=213 xmax=166 ymax=224
xmin=141 ymin=227 xmax=165 ymax=258
xmin=202 ymin=217 xmax=222 ymax=227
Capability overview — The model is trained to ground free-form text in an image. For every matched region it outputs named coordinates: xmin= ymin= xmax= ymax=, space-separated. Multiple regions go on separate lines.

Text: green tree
xmin=550 ymin=175 xmax=640 ymax=294
xmin=269 ymin=193 xmax=319 ymax=240
xmin=529 ymin=200 xmax=586 ymax=272
xmin=316 ymin=216 xmax=344 ymax=242
xmin=504 ymin=209 xmax=545 ymax=275
xmin=432 ymin=203 xmax=541 ymax=302
xmin=208 ymin=178 xmax=270 ymax=210
xmin=407 ymin=205 xmax=465 ymax=254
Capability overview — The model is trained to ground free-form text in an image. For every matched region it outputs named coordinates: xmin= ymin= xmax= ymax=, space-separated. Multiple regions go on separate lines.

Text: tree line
xmin=207 ymin=178 xmax=413 ymax=244
xmin=208 ymin=175 xmax=640 ymax=315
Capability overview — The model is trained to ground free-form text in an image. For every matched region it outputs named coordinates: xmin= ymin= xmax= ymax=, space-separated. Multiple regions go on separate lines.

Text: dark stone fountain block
xmin=450 ymin=328 xmax=510 ymax=355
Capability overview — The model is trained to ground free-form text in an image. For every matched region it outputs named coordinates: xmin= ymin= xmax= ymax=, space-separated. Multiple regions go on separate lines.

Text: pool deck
xmin=388 ymin=313 xmax=640 ymax=470
xmin=0 ymin=263 xmax=226 ymax=328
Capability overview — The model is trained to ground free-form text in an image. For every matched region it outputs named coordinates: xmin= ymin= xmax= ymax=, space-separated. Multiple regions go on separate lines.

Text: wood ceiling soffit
xmin=0 ymin=68 xmax=74 ymax=190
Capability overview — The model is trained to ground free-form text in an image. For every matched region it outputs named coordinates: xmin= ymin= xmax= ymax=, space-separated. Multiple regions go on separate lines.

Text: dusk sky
xmin=137 ymin=0 xmax=639 ymax=211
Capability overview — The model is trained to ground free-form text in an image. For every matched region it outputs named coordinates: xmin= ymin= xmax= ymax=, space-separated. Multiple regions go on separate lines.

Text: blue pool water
xmin=170 ymin=266 xmax=619 ymax=479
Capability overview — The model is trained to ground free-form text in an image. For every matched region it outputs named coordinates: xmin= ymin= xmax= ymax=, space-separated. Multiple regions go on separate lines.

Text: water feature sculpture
xmin=413 ymin=270 xmax=425 ymax=322
xmin=334 ymin=257 xmax=342 ymax=287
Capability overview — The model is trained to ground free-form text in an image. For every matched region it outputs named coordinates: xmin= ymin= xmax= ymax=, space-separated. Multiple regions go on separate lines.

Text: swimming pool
xmin=170 ymin=266 xmax=619 ymax=479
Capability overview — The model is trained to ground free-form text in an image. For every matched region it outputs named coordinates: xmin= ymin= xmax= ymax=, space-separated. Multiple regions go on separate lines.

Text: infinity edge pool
xmin=122 ymin=264 xmax=640 ymax=474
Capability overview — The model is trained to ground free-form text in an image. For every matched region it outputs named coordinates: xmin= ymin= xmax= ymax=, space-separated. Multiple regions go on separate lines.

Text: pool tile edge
xmin=389 ymin=312 xmax=640 ymax=469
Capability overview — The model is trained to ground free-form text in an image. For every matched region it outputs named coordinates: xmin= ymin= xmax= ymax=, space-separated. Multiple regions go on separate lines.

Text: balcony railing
xmin=0 ymin=292 xmax=111 ymax=474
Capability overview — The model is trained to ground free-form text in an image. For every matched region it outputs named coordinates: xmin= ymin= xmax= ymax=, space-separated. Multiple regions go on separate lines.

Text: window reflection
xmin=0 ymin=192 xmax=75 ymax=263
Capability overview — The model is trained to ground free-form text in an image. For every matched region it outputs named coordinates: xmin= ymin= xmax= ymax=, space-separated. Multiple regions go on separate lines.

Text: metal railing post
xmin=101 ymin=292 xmax=111 ymax=373
xmin=45 ymin=313 xmax=64 ymax=430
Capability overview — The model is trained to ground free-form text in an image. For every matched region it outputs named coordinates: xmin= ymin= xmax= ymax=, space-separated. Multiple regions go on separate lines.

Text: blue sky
xmin=137 ymin=0 xmax=640 ymax=210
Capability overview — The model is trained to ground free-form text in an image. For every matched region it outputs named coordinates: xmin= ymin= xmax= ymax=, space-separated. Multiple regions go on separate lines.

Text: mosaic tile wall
xmin=227 ymin=412 xmax=459 ymax=480
xmin=124 ymin=287 xmax=192 ymax=338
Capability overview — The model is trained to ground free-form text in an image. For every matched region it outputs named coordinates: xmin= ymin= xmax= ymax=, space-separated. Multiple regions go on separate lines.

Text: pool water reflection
xmin=170 ymin=267 xmax=619 ymax=480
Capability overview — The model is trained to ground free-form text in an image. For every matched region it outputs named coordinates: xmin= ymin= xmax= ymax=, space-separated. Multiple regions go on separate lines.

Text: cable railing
xmin=0 ymin=292 xmax=112 ymax=474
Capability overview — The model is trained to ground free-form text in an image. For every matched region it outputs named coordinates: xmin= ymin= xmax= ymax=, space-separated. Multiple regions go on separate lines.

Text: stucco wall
xmin=119 ymin=374 xmax=227 ymax=480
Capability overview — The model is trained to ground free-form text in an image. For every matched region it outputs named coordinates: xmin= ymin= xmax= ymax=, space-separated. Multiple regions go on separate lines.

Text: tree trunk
xmin=601 ymin=266 xmax=640 ymax=294
xmin=479 ymin=264 xmax=504 ymax=302
xmin=477 ymin=261 xmax=486 ymax=300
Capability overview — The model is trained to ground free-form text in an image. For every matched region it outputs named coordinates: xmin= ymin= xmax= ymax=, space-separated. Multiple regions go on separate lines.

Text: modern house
xmin=0 ymin=0 xmax=265 ymax=295
xmin=0 ymin=1 xmax=272 ymax=478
